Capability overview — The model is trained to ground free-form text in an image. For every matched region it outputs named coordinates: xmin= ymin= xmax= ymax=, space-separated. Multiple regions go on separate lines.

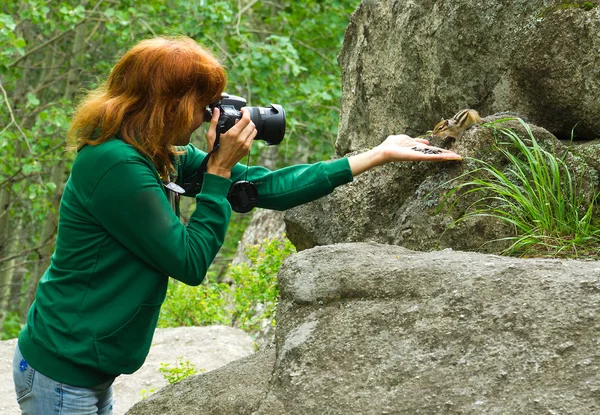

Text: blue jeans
xmin=13 ymin=344 xmax=115 ymax=414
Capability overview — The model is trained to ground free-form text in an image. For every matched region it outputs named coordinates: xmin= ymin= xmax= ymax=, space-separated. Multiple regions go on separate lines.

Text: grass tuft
xmin=448 ymin=118 xmax=600 ymax=258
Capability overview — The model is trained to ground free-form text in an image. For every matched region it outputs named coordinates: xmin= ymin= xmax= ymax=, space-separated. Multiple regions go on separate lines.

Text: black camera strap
xmin=181 ymin=131 xmax=221 ymax=195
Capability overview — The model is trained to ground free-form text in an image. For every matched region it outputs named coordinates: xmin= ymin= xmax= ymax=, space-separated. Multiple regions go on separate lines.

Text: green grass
xmin=448 ymin=118 xmax=600 ymax=258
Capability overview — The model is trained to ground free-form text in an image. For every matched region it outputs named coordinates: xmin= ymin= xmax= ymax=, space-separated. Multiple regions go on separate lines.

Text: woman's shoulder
xmin=71 ymin=139 xmax=156 ymax=186
xmin=77 ymin=138 xmax=147 ymax=162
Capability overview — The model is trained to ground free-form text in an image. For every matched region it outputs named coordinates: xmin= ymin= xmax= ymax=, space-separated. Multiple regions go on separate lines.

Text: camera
xmin=207 ymin=93 xmax=286 ymax=145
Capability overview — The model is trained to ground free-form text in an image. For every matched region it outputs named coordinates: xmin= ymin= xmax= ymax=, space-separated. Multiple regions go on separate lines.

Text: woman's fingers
xmin=410 ymin=147 xmax=462 ymax=160
xmin=206 ymin=107 xmax=220 ymax=148
xmin=227 ymin=108 xmax=252 ymax=135
xmin=241 ymin=117 xmax=257 ymax=144
xmin=385 ymin=134 xmax=430 ymax=147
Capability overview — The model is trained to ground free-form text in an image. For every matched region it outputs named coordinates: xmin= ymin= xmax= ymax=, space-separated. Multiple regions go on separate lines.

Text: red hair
xmin=67 ymin=36 xmax=226 ymax=178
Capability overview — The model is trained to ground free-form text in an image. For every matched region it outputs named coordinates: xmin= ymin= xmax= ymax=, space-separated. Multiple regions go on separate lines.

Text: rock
xmin=285 ymin=0 xmax=600 ymax=258
xmin=126 ymin=243 xmax=600 ymax=414
xmin=336 ymin=1 xmax=600 ymax=155
xmin=0 ymin=326 xmax=255 ymax=415
xmin=285 ymin=118 xmax=599 ymax=253
xmin=568 ymin=139 xmax=600 ymax=172
xmin=126 ymin=347 xmax=275 ymax=415
xmin=0 ymin=338 xmax=18 ymax=415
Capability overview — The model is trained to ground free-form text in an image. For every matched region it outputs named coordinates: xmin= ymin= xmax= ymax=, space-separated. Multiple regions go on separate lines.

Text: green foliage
xmin=582 ymin=2 xmax=596 ymax=10
xmin=228 ymin=237 xmax=295 ymax=332
xmin=158 ymin=236 xmax=296 ymax=336
xmin=139 ymin=388 xmax=157 ymax=400
xmin=448 ymin=118 xmax=600 ymax=258
xmin=1 ymin=311 xmax=23 ymax=340
xmin=158 ymin=275 xmax=231 ymax=328
xmin=139 ymin=356 xmax=201 ymax=399
xmin=159 ymin=357 xmax=200 ymax=384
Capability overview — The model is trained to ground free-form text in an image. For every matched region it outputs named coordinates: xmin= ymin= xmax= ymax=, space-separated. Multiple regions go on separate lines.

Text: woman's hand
xmin=206 ymin=108 xmax=257 ymax=179
xmin=348 ymin=134 xmax=462 ymax=177
xmin=376 ymin=134 xmax=462 ymax=163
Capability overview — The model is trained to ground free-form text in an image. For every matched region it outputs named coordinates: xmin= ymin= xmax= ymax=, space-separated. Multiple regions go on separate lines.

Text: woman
xmin=13 ymin=36 xmax=461 ymax=414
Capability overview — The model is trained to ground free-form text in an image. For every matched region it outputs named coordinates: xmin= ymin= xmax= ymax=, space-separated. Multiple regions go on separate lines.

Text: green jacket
xmin=18 ymin=139 xmax=353 ymax=387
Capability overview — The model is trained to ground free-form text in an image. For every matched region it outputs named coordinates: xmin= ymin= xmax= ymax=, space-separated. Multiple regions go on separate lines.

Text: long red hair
xmin=67 ymin=36 xmax=226 ymax=178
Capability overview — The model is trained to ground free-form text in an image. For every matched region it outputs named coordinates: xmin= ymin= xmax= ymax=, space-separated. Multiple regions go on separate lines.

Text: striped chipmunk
xmin=431 ymin=109 xmax=483 ymax=141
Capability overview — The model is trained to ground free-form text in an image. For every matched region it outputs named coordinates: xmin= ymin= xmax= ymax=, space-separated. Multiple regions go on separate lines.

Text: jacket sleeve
xmin=179 ymin=143 xmax=354 ymax=211
xmin=87 ymin=158 xmax=232 ymax=286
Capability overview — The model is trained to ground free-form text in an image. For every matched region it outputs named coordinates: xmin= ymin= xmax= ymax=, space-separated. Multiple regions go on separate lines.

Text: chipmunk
xmin=431 ymin=109 xmax=483 ymax=140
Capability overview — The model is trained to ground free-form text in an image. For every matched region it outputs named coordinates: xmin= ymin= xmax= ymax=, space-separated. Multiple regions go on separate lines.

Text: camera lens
xmin=247 ymin=104 xmax=286 ymax=145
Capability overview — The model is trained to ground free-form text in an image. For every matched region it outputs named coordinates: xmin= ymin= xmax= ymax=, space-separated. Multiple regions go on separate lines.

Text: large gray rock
xmin=336 ymin=1 xmax=600 ymax=155
xmin=285 ymin=118 xmax=599 ymax=253
xmin=126 ymin=243 xmax=600 ymax=414
xmin=127 ymin=347 xmax=275 ymax=415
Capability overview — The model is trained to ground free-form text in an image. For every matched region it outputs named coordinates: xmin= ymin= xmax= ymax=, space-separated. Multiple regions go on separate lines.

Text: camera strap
xmin=181 ymin=131 xmax=221 ymax=195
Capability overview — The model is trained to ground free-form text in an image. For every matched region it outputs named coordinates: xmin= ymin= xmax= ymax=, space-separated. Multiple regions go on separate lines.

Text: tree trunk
xmin=0 ymin=188 xmax=14 ymax=332
xmin=0 ymin=220 xmax=21 ymax=333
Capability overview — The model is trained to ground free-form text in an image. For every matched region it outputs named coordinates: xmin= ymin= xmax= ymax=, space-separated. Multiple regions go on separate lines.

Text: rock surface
xmin=127 ymin=347 xmax=276 ymax=415
xmin=285 ymin=0 xmax=600 ymax=256
xmin=336 ymin=0 xmax=600 ymax=156
xmin=285 ymin=118 xmax=599 ymax=253
xmin=0 ymin=326 xmax=254 ymax=415
xmin=124 ymin=243 xmax=600 ymax=414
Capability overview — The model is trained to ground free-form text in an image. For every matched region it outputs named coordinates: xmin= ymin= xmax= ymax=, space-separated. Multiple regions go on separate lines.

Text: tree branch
xmin=244 ymin=29 xmax=337 ymax=68
xmin=0 ymin=78 xmax=35 ymax=156
xmin=202 ymin=34 xmax=236 ymax=66
xmin=0 ymin=141 xmax=65 ymax=189
xmin=0 ymin=240 xmax=54 ymax=265
xmin=236 ymin=0 xmax=261 ymax=37
xmin=9 ymin=0 xmax=105 ymax=67
xmin=8 ymin=24 xmax=80 ymax=68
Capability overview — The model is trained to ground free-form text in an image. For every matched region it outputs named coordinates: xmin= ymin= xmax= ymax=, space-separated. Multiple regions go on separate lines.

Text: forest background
xmin=0 ymin=0 xmax=360 ymax=339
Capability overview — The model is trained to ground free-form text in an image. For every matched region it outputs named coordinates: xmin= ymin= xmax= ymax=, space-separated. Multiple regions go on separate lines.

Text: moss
xmin=538 ymin=1 xmax=597 ymax=18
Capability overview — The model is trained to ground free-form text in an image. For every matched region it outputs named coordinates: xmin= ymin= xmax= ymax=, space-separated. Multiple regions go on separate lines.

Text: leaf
xmin=14 ymin=37 xmax=26 ymax=48
xmin=0 ymin=14 xmax=16 ymax=31
xmin=27 ymin=93 xmax=40 ymax=107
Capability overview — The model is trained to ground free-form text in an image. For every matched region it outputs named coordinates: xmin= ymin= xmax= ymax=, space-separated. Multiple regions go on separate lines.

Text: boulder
xmin=336 ymin=0 xmax=600 ymax=156
xmin=126 ymin=242 xmax=600 ymax=414
xmin=126 ymin=347 xmax=275 ymax=415
xmin=285 ymin=118 xmax=599 ymax=253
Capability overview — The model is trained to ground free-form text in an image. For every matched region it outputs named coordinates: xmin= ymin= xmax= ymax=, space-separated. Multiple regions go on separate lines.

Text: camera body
xmin=207 ymin=94 xmax=286 ymax=145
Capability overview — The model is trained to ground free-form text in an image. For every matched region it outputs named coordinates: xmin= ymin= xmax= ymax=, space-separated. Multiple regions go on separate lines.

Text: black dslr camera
xmin=192 ymin=94 xmax=286 ymax=213
xmin=207 ymin=93 xmax=286 ymax=145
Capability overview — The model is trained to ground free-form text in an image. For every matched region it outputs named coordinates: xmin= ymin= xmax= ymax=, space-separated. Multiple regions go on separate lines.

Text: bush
xmin=228 ymin=237 xmax=296 ymax=332
xmin=1 ymin=311 xmax=22 ymax=340
xmin=157 ymin=236 xmax=296 ymax=336
xmin=157 ymin=274 xmax=231 ymax=328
